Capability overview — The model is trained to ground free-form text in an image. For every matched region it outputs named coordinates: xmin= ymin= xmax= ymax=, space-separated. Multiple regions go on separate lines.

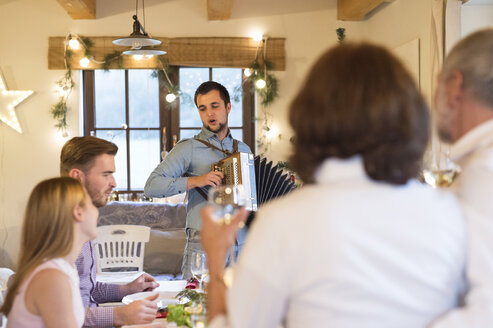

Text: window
xmin=83 ymin=67 xmax=255 ymax=193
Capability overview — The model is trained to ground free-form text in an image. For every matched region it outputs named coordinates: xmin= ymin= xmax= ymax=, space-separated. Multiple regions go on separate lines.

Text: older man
xmin=431 ymin=28 xmax=493 ymax=327
xmin=61 ymin=136 xmax=159 ymax=327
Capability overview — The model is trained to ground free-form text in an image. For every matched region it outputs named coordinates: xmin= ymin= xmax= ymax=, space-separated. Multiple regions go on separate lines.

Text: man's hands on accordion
xmin=187 ymin=171 xmax=224 ymax=189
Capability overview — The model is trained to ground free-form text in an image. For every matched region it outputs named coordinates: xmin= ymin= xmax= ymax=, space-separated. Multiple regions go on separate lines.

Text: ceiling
xmin=95 ymin=0 xmax=337 ymax=20
xmin=230 ymin=0 xmax=336 ymax=19
xmin=464 ymin=0 xmax=493 ymax=5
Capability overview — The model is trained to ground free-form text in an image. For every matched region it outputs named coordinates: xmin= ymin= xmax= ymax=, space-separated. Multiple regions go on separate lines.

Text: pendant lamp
xmin=113 ymin=0 xmax=166 ymax=56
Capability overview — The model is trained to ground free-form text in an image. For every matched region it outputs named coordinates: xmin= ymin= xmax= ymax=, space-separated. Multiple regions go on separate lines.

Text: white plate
xmin=154 ymin=280 xmax=187 ymax=292
xmin=122 ymin=291 xmax=180 ymax=309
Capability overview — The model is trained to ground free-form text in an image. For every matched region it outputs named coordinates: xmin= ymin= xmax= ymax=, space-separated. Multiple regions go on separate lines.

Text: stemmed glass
xmin=208 ymin=185 xmax=247 ymax=282
xmin=190 ymin=251 xmax=208 ymax=292
xmin=422 ymin=141 xmax=460 ymax=188
xmin=208 ymin=185 xmax=247 ymax=225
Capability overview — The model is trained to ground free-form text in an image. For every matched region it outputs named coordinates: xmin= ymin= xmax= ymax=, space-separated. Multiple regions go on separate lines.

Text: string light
xmin=68 ymin=37 xmax=80 ymax=50
xmin=0 ymin=73 xmax=33 ymax=133
xmin=79 ymin=57 xmax=90 ymax=68
xmin=244 ymin=68 xmax=252 ymax=77
xmin=252 ymin=32 xmax=263 ymax=42
xmin=255 ymin=79 xmax=266 ymax=89
xmin=265 ymin=124 xmax=279 ymax=140
xmin=166 ymin=93 xmax=177 ymax=103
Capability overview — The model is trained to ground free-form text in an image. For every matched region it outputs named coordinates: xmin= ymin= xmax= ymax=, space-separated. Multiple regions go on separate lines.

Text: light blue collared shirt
xmin=145 ymin=127 xmax=251 ymax=230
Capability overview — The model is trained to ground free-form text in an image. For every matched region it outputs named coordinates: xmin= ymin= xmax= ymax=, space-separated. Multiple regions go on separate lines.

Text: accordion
xmin=212 ymin=153 xmax=297 ymax=226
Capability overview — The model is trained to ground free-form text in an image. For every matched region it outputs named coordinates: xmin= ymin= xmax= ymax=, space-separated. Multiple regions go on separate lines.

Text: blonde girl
xmin=1 ymin=177 xmax=98 ymax=328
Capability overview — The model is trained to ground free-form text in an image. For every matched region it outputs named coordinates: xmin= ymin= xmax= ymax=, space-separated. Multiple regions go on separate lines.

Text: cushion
xmin=144 ymin=229 xmax=186 ymax=275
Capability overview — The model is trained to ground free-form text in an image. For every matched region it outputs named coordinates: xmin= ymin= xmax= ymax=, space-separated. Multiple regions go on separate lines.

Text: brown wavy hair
xmin=289 ymin=42 xmax=429 ymax=184
xmin=0 ymin=177 xmax=86 ymax=316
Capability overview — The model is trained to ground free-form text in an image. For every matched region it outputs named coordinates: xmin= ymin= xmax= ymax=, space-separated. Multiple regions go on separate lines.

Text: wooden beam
xmin=48 ymin=36 xmax=286 ymax=71
xmin=338 ymin=0 xmax=393 ymax=21
xmin=56 ymin=0 xmax=95 ymax=19
xmin=207 ymin=0 xmax=234 ymax=21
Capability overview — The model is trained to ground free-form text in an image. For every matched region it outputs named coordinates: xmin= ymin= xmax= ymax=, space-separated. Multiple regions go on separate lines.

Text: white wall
xmin=356 ymin=0 xmax=433 ymax=103
xmin=462 ymin=5 xmax=493 ymax=37
xmin=0 ymin=0 xmax=435 ymax=268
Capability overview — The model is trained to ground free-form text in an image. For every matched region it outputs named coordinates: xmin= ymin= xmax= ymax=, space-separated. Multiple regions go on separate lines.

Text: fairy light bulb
xmin=166 ymin=93 xmax=176 ymax=103
xmin=68 ymin=38 xmax=80 ymax=50
xmin=79 ymin=57 xmax=90 ymax=68
xmin=255 ymin=79 xmax=266 ymax=89
xmin=252 ymin=32 xmax=263 ymax=42
xmin=244 ymin=68 xmax=252 ymax=77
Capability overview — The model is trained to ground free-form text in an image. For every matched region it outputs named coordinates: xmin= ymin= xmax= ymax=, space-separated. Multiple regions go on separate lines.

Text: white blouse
xmin=212 ymin=157 xmax=466 ymax=328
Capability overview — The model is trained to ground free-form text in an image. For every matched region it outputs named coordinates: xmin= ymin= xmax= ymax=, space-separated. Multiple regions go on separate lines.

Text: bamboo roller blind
xmin=48 ymin=36 xmax=286 ymax=71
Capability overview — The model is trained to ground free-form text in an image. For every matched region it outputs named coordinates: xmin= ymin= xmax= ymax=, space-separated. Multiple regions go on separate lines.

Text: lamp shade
xmin=123 ymin=48 xmax=167 ymax=56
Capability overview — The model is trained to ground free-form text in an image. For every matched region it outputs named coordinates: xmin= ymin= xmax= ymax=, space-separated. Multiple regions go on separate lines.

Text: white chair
xmin=94 ymin=225 xmax=150 ymax=274
xmin=0 ymin=268 xmax=14 ymax=328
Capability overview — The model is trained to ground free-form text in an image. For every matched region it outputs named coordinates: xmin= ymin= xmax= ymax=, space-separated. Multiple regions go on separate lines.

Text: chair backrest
xmin=0 ymin=268 xmax=15 ymax=328
xmin=94 ymin=225 xmax=150 ymax=273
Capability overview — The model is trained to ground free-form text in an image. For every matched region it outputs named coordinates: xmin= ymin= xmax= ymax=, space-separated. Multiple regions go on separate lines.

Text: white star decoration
xmin=0 ymin=73 xmax=34 ymax=133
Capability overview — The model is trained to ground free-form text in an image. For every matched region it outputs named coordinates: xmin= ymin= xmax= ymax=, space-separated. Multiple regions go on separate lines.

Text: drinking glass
xmin=190 ymin=251 xmax=208 ymax=291
xmin=191 ymin=313 xmax=207 ymax=328
xmin=208 ymin=185 xmax=247 ymax=224
xmin=422 ymin=142 xmax=460 ymax=188
xmin=208 ymin=185 xmax=247 ymax=273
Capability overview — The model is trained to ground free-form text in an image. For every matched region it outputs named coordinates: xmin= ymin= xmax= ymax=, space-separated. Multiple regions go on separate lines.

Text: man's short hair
xmin=289 ymin=42 xmax=429 ymax=185
xmin=442 ymin=28 xmax=493 ymax=108
xmin=194 ymin=81 xmax=231 ymax=107
xmin=60 ymin=136 xmax=118 ymax=176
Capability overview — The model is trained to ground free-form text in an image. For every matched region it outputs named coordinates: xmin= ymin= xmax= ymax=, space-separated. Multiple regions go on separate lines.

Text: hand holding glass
xmin=208 ymin=185 xmax=247 ymax=224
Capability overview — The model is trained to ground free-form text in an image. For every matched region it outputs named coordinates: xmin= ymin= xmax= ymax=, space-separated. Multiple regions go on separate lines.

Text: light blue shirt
xmin=145 ymin=127 xmax=251 ymax=230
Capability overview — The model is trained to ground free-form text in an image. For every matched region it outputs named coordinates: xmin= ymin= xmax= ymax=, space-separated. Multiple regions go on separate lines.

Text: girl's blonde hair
xmin=0 ymin=177 xmax=86 ymax=315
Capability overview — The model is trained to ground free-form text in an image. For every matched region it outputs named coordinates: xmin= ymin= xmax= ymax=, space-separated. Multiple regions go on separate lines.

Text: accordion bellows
xmin=212 ymin=152 xmax=296 ymax=227
xmin=249 ymin=156 xmax=296 ymax=226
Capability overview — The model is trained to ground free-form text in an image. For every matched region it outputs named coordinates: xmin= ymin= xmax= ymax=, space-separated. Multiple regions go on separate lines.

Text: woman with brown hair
xmin=201 ymin=43 xmax=466 ymax=328
xmin=1 ymin=177 xmax=98 ymax=327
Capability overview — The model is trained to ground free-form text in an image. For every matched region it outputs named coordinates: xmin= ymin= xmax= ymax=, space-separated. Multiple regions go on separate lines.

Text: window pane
xmin=179 ymin=68 xmax=209 ymax=128
xmin=179 ymin=129 xmax=201 ymax=140
xmin=95 ymin=130 xmax=128 ymax=190
xmin=213 ymin=68 xmax=243 ymax=127
xmin=230 ymin=128 xmax=243 ymax=141
xmin=130 ymin=130 xmax=160 ymax=189
xmin=95 ymin=70 xmax=126 ymax=128
xmin=129 ymin=70 xmax=159 ymax=128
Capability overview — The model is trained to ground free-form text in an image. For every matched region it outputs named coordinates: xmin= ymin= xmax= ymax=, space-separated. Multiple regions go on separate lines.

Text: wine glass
xmin=208 ymin=185 xmax=247 ymax=224
xmin=423 ymin=142 xmax=460 ymax=188
xmin=190 ymin=251 xmax=208 ymax=291
xmin=208 ymin=185 xmax=247 ymax=273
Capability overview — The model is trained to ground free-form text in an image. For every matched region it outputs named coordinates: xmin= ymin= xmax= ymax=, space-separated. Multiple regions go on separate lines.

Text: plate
xmin=154 ymin=280 xmax=187 ymax=292
xmin=122 ymin=291 xmax=180 ymax=309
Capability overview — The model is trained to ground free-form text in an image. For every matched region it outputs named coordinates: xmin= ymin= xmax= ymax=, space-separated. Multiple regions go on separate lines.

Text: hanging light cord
xmin=142 ymin=0 xmax=146 ymax=33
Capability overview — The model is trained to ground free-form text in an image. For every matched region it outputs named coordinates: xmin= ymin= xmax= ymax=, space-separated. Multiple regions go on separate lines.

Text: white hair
xmin=443 ymin=28 xmax=493 ymax=107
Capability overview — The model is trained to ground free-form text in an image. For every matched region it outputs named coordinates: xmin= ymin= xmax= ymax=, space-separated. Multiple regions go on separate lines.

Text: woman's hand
xmin=200 ymin=206 xmax=249 ymax=263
